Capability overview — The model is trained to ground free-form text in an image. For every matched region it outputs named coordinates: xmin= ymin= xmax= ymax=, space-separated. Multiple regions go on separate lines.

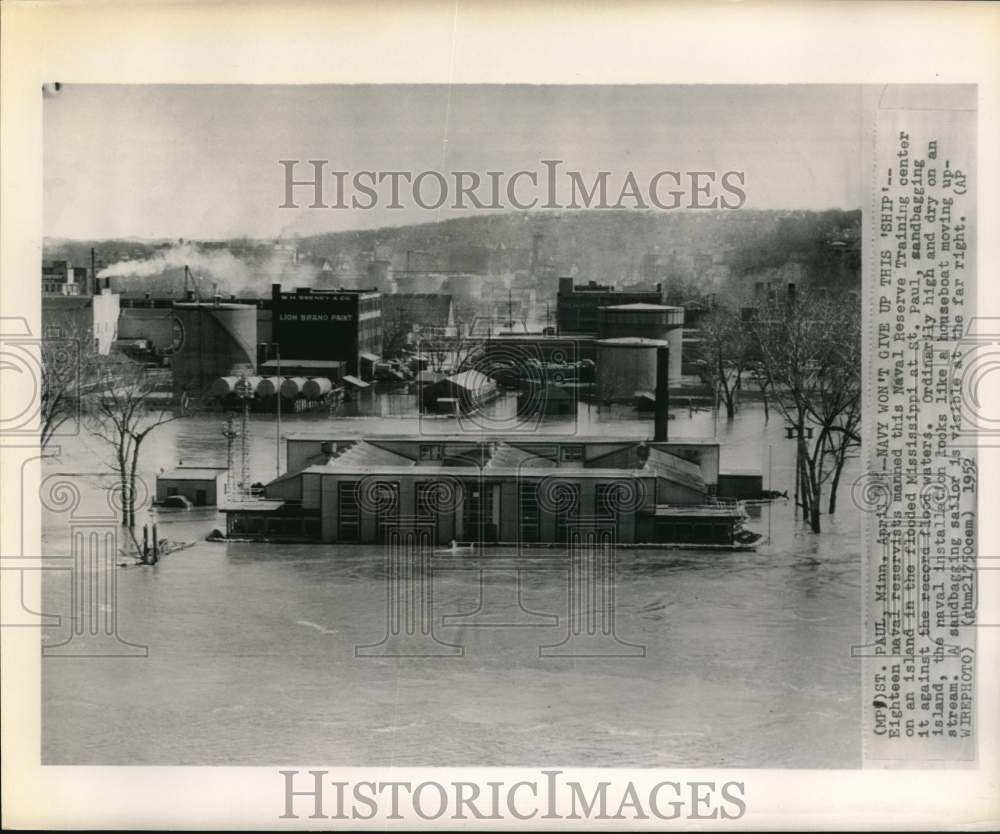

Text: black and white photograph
xmin=37 ymin=83 xmax=868 ymax=771
xmin=2 ymin=2 xmax=998 ymax=830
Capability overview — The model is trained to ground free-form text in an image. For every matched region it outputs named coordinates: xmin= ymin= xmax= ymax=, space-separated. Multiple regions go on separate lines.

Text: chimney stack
xmin=91 ymin=247 xmax=98 ymax=297
xmin=654 ymin=346 xmax=670 ymax=442
xmin=530 ymin=232 xmax=543 ymax=277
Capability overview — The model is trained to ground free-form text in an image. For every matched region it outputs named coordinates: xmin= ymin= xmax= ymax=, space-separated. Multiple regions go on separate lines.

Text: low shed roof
xmin=159 ymin=467 xmax=227 ymax=481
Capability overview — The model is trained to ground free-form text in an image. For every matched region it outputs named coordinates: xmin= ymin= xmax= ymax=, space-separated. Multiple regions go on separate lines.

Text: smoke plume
xmin=97 ymin=241 xmax=323 ymax=296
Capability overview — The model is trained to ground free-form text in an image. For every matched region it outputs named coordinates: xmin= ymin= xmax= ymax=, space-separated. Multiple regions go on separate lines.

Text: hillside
xmin=44 ymin=208 xmax=860 ymax=298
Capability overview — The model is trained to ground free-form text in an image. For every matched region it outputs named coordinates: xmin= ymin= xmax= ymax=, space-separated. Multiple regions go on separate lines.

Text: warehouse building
xmin=271 ymin=283 xmax=382 ymax=376
xmin=421 ymin=369 xmax=499 ymax=413
xmin=156 ymin=466 xmax=228 ymax=506
xmin=221 ymin=435 xmax=750 ymax=547
xmin=556 ymin=278 xmax=665 ymax=335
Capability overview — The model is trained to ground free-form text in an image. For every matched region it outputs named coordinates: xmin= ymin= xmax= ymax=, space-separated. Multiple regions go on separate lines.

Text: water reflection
xmin=41 ymin=402 xmax=861 ymax=767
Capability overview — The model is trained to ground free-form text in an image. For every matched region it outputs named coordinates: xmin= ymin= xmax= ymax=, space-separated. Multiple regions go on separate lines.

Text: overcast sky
xmin=44 ymin=84 xmax=863 ymax=241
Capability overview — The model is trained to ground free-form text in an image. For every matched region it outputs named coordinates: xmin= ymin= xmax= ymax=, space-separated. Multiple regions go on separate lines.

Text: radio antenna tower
xmin=238 ymin=375 xmax=252 ymax=499
xmin=222 ymin=413 xmax=239 ymax=498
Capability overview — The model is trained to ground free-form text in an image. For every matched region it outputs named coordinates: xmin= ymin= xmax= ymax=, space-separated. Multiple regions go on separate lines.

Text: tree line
xmin=692 ymin=291 xmax=861 ymax=533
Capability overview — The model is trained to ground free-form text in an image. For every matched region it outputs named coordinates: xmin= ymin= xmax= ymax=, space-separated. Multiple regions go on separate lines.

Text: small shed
xmin=422 ymin=369 xmax=498 ymax=414
xmin=156 ymin=466 xmax=228 ymax=506
xmin=717 ymin=470 xmax=764 ymax=500
xmin=359 ymin=352 xmax=381 ymax=381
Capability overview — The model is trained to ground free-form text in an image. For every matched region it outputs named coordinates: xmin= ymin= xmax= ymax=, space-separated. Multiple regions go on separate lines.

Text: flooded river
xmin=41 ymin=401 xmax=862 ymax=766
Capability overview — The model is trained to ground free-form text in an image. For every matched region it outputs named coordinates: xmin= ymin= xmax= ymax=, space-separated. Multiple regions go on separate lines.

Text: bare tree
xmin=39 ymin=321 xmax=100 ymax=449
xmin=748 ymin=294 xmax=861 ymax=533
xmin=87 ymin=355 xmax=184 ymax=529
xmin=382 ymin=307 xmax=415 ymax=358
xmin=693 ymin=304 xmax=751 ymax=420
xmin=419 ymin=337 xmax=452 ymax=374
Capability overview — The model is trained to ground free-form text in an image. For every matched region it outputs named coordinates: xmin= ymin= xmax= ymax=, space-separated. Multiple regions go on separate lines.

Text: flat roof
xmin=600 ymin=303 xmax=684 ymax=312
xmin=486 ymin=334 xmax=597 ymax=342
xmin=654 ymin=505 xmax=744 ymax=518
xmin=291 ymin=464 xmax=651 ymax=479
xmin=596 ymin=337 xmax=669 ymax=347
xmin=159 ymin=467 xmax=227 ymax=480
xmin=260 ymin=359 xmax=342 ymax=369
xmin=284 ymin=433 xmax=720 ymax=446
xmin=173 ymin=302 xmax=255 ymax=310
xmin=220 ymin=499 xmax=287 ymax=512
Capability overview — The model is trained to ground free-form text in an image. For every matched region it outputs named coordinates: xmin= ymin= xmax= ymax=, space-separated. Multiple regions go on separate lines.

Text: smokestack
xmin=530 ymin=232 xmax=542 ymax=277
xmin=91 ymin=247 xmax=98 ymax=297
xmin=787 ymin=283 xmax=797 ymax=304
xmin=654 ymin=346 xmax=670 ymax=442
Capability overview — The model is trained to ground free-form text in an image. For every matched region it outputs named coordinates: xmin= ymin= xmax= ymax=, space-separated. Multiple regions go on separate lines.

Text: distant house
xmin=156 ymin=466 xmax=228 ymax=506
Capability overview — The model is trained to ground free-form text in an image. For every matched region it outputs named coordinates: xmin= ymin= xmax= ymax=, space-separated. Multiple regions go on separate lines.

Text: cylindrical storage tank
xmin=235 ymin=376 xmax=262 ymax=397
xmin=256 ymin=376 xmax=282 ymax=398
xmin=210 ymin=376 xmax=242 ymax=398
xmin=280 ymin=377 xmax=308 ymax=399
xmin=665 ymin=327 xmax=683 ymax=383
xmin=598 ymin=304 xmax=684 ymax=382
xmin=302 ymin=377 xmax=333 ymax=400
xmin=171 ymin=302 xmax=258 ymax=399
xmin=595 ymin=338 xmax=667 ymax=403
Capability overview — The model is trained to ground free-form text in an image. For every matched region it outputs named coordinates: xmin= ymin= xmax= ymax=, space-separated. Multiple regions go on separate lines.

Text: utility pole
xmin=236 ymin=374 xmax=252 ymax=500
xmin=274 ymin=342 xmax=281 ymax=477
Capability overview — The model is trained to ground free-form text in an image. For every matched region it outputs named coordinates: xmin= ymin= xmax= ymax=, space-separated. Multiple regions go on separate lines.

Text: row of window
xmin=333 ymin=479 xmax=631 ymax=543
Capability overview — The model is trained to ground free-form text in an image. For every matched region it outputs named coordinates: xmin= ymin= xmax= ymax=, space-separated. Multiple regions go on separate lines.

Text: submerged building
xmin=221 ymin=434 xmax=749 ymax=547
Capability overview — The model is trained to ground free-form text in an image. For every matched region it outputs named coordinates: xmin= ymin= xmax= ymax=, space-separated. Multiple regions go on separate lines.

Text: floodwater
xmin=40 ymin=398 xmax=862 ymax=766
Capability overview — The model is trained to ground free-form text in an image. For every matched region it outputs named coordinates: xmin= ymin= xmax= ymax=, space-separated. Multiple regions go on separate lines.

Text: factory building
xmin=270 ymin=283 xmax=382 ymax=376
xmin=170 ymin=300 xmax=258 ymax=397
xmin=221 ymin=435 xmax=750 ymax=547
xmin=117 ymin=303 xmax=177 ymax=352
xmin=42 ymin=260 xmax=89 ymax=296
xmin=42 ymin=290 xmax=121 ymax=355
xmin=481 ymin=334 xmax=597 ymax=366
xmin=556 ymin=278 xmax=665 ymax=335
